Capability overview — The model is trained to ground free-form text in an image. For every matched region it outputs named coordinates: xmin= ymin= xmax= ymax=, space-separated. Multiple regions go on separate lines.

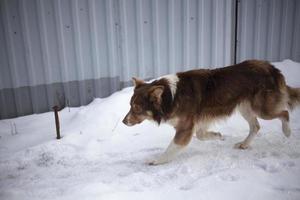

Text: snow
xmin=1 ymin=59 xmax=300 ymax=200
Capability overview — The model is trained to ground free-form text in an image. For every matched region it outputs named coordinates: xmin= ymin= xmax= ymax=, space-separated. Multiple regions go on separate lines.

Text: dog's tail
xmin=270 ymin=65 xmax=300 ymax=110
xmin=287 ymin=86 xmax=300 ymax=110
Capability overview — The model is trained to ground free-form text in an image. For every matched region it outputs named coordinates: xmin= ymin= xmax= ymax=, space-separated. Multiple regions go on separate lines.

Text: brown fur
xmin=123 ymin=60 xmax=300 ymax=163
xmin=287 ymin=86 xmax=300 ymax=109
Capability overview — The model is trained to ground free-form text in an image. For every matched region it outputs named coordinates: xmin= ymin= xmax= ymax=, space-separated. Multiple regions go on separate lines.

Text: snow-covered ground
xmin=1 ymin=60 xmax=300 ymax=200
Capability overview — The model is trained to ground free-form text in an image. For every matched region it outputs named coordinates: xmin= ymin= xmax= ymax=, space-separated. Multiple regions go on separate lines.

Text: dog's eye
xmin=132 ymin=105 xmax=142 ymax=114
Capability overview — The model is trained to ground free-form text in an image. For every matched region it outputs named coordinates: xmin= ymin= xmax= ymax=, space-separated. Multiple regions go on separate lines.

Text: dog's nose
xmin=122 ymin=117 xmax=128 ymax=125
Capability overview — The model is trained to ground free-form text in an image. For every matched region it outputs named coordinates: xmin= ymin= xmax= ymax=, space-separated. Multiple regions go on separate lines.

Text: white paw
xmin=146 ymin=158 xmax=168 ymax=166
xmin=196 ymin=132 xmax=223 ymax=140
xmin=214 ymin=132 xmax=223 ymax=140
xmin=282 ymin=124 xmax=291 ymax=137
xmin=234 ymin=142 xmax=249 ymax=150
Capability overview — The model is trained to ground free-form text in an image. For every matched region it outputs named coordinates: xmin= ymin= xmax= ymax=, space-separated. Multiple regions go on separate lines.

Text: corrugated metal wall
xmin=1 ymin=0 xmax=299 ymax=119
xmin=236 ymin=0 xmax=300 ymax=62
xmin=0 ymin=0 xmax=234 ymax=119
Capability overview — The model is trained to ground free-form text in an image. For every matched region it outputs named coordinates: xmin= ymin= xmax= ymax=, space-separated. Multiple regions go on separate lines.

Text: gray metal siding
xmin=0 ymin=0 xmax=234 ymax=119
xmin=236 ymin=0 xmax=300 ymax=62
xmin=1 ymin=0 xmax=299 ymax=119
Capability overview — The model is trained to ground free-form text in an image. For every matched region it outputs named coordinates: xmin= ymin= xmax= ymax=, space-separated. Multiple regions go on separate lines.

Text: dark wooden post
xmin=52 ymin=106 xmax=61 ymax=139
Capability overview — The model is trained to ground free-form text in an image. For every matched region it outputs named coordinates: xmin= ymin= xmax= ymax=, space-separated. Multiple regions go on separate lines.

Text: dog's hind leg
xmin=258 ymin=110 xmax=291 ymax=137
xmin=280 ymin=111 xmax=291 ymax=137
xmin=235 ymin=102 xmax=260 ymax=149
xmin=253 ymin=90 xmax=291 ymax=137
xmin=195 ymin=123 xmax=222 ymax=140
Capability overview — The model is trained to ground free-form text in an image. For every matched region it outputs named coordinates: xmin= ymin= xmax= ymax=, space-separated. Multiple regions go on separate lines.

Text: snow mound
xmin=0 ymin=60 xmax=300 ymax=200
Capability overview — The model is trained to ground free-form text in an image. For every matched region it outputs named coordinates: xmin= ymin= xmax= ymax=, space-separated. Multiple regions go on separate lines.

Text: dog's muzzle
xmin=122 ymin=114 xmax=133 ymax=126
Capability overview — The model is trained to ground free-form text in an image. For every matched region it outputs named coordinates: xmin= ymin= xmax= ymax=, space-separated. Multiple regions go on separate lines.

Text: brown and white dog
xmin=122 ymin=60 xmax=300 ymax=165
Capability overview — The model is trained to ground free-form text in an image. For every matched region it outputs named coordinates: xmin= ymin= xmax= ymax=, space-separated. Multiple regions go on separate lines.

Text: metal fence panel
xmin=236 ymin=0 xmax=300 ymax=62
xmin=7 ymin=0 xmax=294 ymax=119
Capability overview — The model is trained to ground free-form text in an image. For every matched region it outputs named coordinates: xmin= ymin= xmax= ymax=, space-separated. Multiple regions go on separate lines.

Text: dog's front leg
xmin=148 ymin=126 xmax=193 ymax=165
xmin=148 ymin=139 xmax=183 ymax=165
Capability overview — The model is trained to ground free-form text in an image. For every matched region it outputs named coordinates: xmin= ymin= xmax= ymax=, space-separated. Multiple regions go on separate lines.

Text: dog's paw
xmin=196 ymin=131 xmax=224 ymax=141
xmin=214 ymin=132 xmax=224 ymax=140
xmin=234 ymin=142 xmax=249 ymax=150
xmin=210 ymin=132 xmax=225 ymax=141
xmin=147 ymin=160 xmax=158 ymax=166
xmin=282 ymin=123 xmax=291 ymax=137
xmin=145 ymin=159 xmax=168 ymax=166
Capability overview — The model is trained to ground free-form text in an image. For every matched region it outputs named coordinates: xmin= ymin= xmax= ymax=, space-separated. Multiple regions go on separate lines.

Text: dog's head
xmin=122 ymin=77 xmax=165 ymax=126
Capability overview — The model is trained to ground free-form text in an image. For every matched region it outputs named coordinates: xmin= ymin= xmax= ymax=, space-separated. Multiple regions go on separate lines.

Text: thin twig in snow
xmin=112 ymin=117 xmax=121 ymax=133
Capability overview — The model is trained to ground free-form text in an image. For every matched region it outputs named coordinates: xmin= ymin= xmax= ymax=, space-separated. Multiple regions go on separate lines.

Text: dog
xmin=122 ymin=60 xmax=300 ymax=165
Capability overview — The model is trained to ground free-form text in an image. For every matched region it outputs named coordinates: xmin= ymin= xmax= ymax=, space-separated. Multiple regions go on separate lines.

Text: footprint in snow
xmin=273 ymin=186 xmax=300 ymax=193
xmin=280 ymin=160 xmax=295 ymax=168
xmin=254 ymin=162 xmax=279 ymax=173
xmin=270 ymin=151 xmax=281 ymax=158
xmin=219 ymin=174 xmax=240 ymax=182
xmin=35 ymin=152 xmax=55 ymax=167
xmin=140 ymin=147 xmax=163 ymax=153
xmin=287 ymin=152 xmax=300 ymax=159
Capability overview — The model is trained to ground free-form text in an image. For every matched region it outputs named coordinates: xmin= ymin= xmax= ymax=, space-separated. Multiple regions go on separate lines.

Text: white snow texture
xmin=0 ymin=60 xmax=300 ymax=200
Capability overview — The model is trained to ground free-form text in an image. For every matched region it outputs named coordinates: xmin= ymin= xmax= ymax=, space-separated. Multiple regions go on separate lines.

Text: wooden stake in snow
xmin=52 ymin=106 xmax=61 ymax=139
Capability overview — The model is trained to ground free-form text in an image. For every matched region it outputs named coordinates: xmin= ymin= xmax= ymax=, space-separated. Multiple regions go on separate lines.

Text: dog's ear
xmin=149 ymin=85 xmax=164 ymax=110
xmin=132 ymin=77 xmax=145 ymax=87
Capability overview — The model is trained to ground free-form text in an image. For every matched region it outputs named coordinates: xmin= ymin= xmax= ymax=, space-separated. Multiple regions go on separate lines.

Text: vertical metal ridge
xmin=222 ymin=0 xmax=226 ymax=65
xmin=53 ymin=0 xmax=70 ymax=106
xmin=88 ymin=0 xmax=100 ymax=79
xmin=292 ymin=0 xmax=300 ymax=60
xmin=168 ymin=0 xmax=174 ymax=73
xmin=4 ymin=0 xmax=25 ymax=115
xmin=183 ymin=0 xmax=189 ymax=70
xmin=1 ymin=0 xmax=18 ymax=115
xmin=290 ymin=0 xmax=296 ymax=60
xmin=112 ymin=0 xmax=120 ymax=78
xmin=105 ymin=0 xmax=117 ymax=81
xmin=251 ymin=0 xmax=257 ymax=59
xmin=119 ymin=0 xmax=129 ymax=81
xmin=36 ymin=0 xmax=51 ymax=109
xmin=36 ymin=0 xmax=52 ymax=84
xmin=253 ymin=0 xmax=261 ymax=59
xmin=136 ymin=0 xmax=144 ymax=77
xmin=152 ymin=0 xmax=160 ymax=76
xmin=287 ymin=0 xmax=296 ymax=59
xmin=209 ymin=0 xmax=214 ymax=66
xmin=19 ymin=1 xmax=34 ymax=86
xmin=19 ymin=0 xmax=36 ymax=113
xmin=54 ymin=0 xmax=69 ymax=83
xmin=0 ymin=1 xmax=11 ymax=89
xmin=71 ymin=0 xmax=84 ymax=80
xmin=267 ymin=0 xmax=275 ymax=60
xmin=71 ymin=0 xmax=85 ymax=105
xmin=234 ymin=0 xmax=240 ymax=63
xmin=0 ymin=91 xmax=7 ymax=118
xmin=88 ymin=0 xmax=101 ymax=97
xmin=279 ymin=0 xmax=289 ymax=59
xmin=211 ymin=0 xmax=216 ymax=65
xmin=211 ymin=0 xmax=219 ymax=66
xmin=276 ymin=0 xmax=283 ymax=60
xmin=224 ymin=0 xmax=232 ymax=65
xmin=197 ymin=0 xmax=203 ymax=66
xmin=2 ymin=0 xmax=19 ymax=88
xmin=241 ymin=0 xmax=248 ymax=61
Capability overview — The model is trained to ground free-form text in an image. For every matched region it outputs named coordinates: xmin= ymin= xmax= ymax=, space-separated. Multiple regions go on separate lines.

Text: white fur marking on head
xmin=162 ymin=74 xmax=179 ymax=99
